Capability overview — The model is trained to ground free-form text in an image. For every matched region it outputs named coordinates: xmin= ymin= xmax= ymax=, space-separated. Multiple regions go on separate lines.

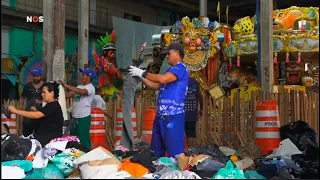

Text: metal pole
xmin=199 ymin=0 xmax=207 ymax=17
xmin=259 ymin=0 xmax=274 ymax=98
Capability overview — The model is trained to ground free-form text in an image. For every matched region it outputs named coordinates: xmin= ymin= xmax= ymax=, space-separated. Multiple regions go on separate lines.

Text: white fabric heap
xmin=73 ymin=147 xmax=120 ymax=179
xmin=266 ymin=138 xmax=302 ymax=159
xmin=33 ymin=140 xmax=69 ymax=168
xmin=1 ymin=166 xmax=26 ymax=179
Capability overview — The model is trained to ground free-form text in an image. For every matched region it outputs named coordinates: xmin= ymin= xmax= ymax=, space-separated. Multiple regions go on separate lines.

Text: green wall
xmin=157 ymin=8 xmax=172 ymax=25
xmin=9 ymin=28 xmax=34 ymax=57
xmin=9 ymin=0 xmax=16 ymax=7
xmin=9 ymin=27 xmax=97 ymax=64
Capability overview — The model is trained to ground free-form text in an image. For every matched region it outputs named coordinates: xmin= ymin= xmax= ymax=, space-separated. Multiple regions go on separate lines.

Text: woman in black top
xmin=9 ymin=81 xmax=64 ymax=146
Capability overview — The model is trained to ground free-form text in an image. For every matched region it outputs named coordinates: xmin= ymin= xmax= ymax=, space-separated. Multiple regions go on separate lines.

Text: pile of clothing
xmin=1 ymin=120 xmax=318 ymax=179
xmin=254 ymin=120 xmax=319 ymax=179
xmin=1 ymin=134 xmax=90 ymax=179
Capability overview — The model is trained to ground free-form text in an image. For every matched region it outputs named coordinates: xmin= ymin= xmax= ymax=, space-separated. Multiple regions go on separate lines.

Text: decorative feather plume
xmin=96 ymin=30 xmax=118 ymax=47
xmin=88 ymin=48 xmax=96 ymax=67
xmin=92 ymin=50 xmax=99 ymax=66
xmin=110 ymin=30 xmax=116 ymax=43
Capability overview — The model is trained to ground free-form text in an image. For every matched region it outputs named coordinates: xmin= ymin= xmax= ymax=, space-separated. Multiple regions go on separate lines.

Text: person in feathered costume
xmin=89 ymin=30 xmax=123 ymax=102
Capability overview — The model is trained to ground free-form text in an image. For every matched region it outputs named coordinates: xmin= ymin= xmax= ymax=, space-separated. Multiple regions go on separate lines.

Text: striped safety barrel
xmin=1 ymin=113 xmax=17 ymax=135
xmin=90 ymin=108 xmax=108 ymax=150
xmin=255 ymin=100 xmax=281 ymax=155
xmin=115 ymin=108 xmax=137 ymax=142
xmin=142 ymin=106 xmax=157 ymax=142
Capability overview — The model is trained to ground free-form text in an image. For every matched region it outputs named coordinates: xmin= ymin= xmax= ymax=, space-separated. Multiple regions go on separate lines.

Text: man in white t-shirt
xmin=61 ymin=68 xmax=96 ymax=149
xmin=91 ymin=86 xmax=113 ymax=119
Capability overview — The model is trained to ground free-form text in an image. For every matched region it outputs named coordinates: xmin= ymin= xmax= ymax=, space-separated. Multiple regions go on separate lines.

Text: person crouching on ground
xmin=8 ymin=81 xmax=64 ymax=146
xmin=60 ymin=68 xmax=96 ymax=149
xmin=128 ymin=43 xmax=189 ymax=158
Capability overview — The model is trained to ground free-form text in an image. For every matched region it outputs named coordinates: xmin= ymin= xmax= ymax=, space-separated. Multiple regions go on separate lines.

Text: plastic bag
xmin=196 ymin=158 xmax=225 ymax=171
xmin=291 ymin=154 xmax=319 ymax=179
xmin=154 ymin=157 xmax=179 ymax=170
xmin=244 ymin=171 xmax=266 ymax=179
xmin=25 ymin=163 xmax=65 ymax=179
xmin=277 ymin=167 xmax=292 ymax=179
xmin=159 ymin=170 xmax=201 ymax=179
xmin=1 ymin=135 xmax=32 ymax=162
xmin=50 ymin=150 xmax=79 ymax=177
xmin=2 ymin=160 xmax=33 ymax=173
xmin=185 ymin=144 xmax=229 ymax=164
xmin=213 ymin=160 xmax=246 ymax=179
xmin=280 ymin=120 xmax=319 ymax=160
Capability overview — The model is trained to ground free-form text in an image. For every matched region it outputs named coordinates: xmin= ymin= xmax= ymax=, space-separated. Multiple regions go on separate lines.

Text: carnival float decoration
xmin=221 ymin=6 xmax=319 ymax=99
xmin=88 ymin=30 xmax=123 ymax=102
xmin=160 ymin=16 xmax=224 ymax=92
xmin=137 ymin=2 xmax=227 ymax=102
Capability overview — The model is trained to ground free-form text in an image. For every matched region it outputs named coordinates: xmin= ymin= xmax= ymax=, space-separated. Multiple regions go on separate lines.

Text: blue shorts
xmin=151 ymin=113 xmax=185 ymax=158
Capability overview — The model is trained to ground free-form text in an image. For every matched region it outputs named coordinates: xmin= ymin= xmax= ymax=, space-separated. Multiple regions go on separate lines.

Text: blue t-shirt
xmin=157 ymin=62 xmax=189 ymax=116
xmin=184 ymin=77 xmax=199 ymax=121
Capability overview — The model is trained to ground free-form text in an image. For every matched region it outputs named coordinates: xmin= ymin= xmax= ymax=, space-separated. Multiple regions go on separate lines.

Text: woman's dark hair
xmin=43 ymin=81 xmax=60 ymax=99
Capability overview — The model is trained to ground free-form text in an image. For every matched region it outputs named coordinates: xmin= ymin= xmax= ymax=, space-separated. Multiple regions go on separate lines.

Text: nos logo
xmin=26 ymin=16 xmax=43 ymax=23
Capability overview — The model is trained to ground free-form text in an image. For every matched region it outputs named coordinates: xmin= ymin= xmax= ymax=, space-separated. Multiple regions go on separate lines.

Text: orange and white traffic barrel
xmin=142 ymin=106 xmax=157 ymax=142
xmin=255 ymin=100 xmax=281 ymax=155
xmin=1 ymin=113 xmax=17 ymax=135
xmin=90 ymin=108 xmax=108 ymax=150
xmin=115 ymin=108 xmax=137 ymax=142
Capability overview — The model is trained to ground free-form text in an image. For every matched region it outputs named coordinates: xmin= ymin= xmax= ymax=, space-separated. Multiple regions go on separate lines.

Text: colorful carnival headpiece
xmin=97 ymin=30 xmax=117 ymax=51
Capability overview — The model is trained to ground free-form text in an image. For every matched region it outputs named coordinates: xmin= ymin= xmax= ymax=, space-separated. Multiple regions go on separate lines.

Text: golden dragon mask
xmin=163 ymin=16 xmax=220 ymax=71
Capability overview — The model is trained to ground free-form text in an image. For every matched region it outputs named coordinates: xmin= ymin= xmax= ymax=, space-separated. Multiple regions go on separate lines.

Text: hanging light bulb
xmin=237 ymin=56 xmax=240 ymax=67
xmin=273 ymin=52 xmax=278 ymax=64
xmin=285 ymin=52 xmax=289 ymax=63
xmin=305 ymin=63 xmax=308 ymax=71
xmin=297 ymin=52 xmax=301 ymax=64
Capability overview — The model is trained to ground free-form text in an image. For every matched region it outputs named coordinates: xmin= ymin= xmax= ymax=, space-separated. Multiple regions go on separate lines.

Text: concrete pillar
xmin=42 ymin=0 xmax=54 ymax=81
xmin=199 ymin=0 xmax=207 ymax=17
xmin=42 ymin=0 xmax=65 ymax=82
xmin=52 ymin=0 xmax=65 ymax=82
xmin=259 ymin=0 xmax=274 ymax=94
xmin=78 ymin=0 xmax=89 ymax=83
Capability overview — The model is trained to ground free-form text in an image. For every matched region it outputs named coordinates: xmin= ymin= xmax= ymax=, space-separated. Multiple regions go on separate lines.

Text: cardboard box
xmin=1 ymin=124 xmax=9 ymax=134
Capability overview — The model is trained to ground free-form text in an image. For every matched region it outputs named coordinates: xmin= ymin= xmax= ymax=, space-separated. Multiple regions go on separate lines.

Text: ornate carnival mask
xmin=180 ymin=17 xmax=219 ymax=71
xmin=286 ymin=62 xmax=302 ymax=85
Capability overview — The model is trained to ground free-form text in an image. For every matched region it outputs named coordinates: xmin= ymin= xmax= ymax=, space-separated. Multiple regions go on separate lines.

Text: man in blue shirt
xmin=129 ymin=43 xmax=189 ymax=157
xmin=184 ymin=77 xmax=203 ymax=148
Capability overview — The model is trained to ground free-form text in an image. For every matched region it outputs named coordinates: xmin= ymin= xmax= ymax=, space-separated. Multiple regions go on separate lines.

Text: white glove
xmin=128 ymin=66 xmax=145 ymax=78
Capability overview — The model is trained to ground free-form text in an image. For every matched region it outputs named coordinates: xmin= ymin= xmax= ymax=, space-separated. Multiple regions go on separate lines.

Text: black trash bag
xmin=130 ymin=149 xmax=159 ymax=172
xmin=112 ymin=150 xmax=139 ymax=159
xmin=291 ymin=154 xmax=319 ymax=179
xmin=277 ymin=167 xmax=293 ymax=179
xmin=184 ymin=144 xmax=229 ymax=164
xmin=1 ymin=135 xmax=32 ymax=162
xmin=280 ymin=120 xmax=319 ymax=160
